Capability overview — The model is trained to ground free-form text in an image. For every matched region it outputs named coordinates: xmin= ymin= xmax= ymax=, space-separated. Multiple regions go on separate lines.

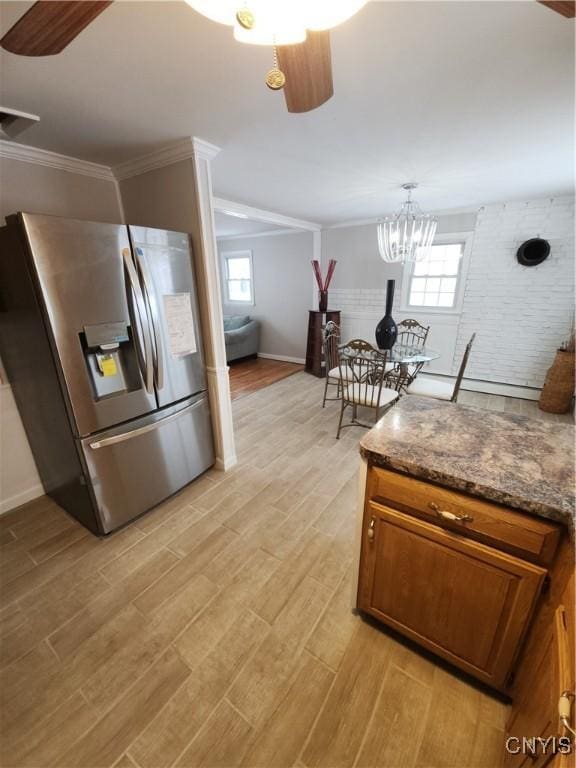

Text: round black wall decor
xmin=516 ymin=238 xmax=550 ymax=267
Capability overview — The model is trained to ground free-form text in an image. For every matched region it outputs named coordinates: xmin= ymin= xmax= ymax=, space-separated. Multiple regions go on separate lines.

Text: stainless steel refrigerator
xmin=0 ymin=213 xmax=215 ymax=534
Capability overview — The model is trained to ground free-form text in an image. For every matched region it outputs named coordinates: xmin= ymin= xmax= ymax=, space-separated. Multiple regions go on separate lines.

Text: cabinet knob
xmin=559 ymin=690 xmax=576 ymax=738
xmin=367 ymin=517 xmax=375 ymax=541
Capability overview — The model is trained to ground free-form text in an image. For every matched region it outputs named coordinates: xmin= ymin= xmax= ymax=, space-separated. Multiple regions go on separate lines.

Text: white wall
xmin=323 ymin=197 xmax=575 ymax=392
xmin=218 ymin=231 xmax=314 ymax=361
xmin=455 ymin=197 xmax=575 ymax=388
xmin=0 ymin=154 xmax=123 ymax=513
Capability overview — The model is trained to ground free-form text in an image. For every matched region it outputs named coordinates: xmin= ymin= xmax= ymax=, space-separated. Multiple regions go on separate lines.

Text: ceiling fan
xmin=0 ymin=0 xmax=576 ymax=112
xmin=0 ymin=0 xmax=348 ymax=113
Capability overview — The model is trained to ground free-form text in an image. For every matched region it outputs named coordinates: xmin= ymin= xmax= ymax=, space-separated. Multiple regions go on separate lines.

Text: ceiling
xmin=0 ymin=1 xmax=573 ymax=225
xmin=213 ymin=211 xmax=294 ymax=238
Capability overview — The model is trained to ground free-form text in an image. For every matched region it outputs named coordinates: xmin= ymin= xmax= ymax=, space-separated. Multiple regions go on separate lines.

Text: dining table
xmin=388 ymin=342 xmax=440 ymax=366
xmin=386 ymin=343 xmax=440 ymax=386
xmin=338 ymin=340 xmax=440 ymax=387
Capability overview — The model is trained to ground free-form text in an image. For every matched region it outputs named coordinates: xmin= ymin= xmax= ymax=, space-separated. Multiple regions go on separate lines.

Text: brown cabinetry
xmin=370 ymin=467 xmax=561 ymax=565
xmin=505 ymin=572 xmax=575 ymax=767
xmin=358 ymin=466 xmax=565 ymax=693
xmin=358 ymin=501 xmax=546 ymax=690
xmin=305 ymin=310 xmax=340 ymax=378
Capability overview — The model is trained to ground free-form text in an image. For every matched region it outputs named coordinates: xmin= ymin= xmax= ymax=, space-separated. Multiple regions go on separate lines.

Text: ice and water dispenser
xmin=80 ymin=321 xmax=142 ymax=400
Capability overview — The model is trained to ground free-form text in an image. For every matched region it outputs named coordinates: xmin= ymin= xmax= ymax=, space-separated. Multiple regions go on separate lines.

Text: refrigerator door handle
xmin=89 ymin=399 xmax=204 ymax=449
xmin=122 ymin=248 xmax=154 ymax=394
xmin=134 ymin=247 xmax=164 ymax=391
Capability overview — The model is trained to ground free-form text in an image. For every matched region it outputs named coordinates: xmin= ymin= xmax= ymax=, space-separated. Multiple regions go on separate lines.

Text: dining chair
xmin=406 ymin=333 xmax=476 ymax=403
xmin=322 ymin=321 xmax=343 ymax=407
xmin=336 ymin=339 xmax=400 ymax=438
xmin=396 ymin=318 xmax=431 ymax=387
xmin=397 ymin=318 xmax=430 ymax=348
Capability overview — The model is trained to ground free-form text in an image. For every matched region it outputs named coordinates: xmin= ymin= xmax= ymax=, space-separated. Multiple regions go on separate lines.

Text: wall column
xmin=190 ymin=139 xmax=237 ymax=470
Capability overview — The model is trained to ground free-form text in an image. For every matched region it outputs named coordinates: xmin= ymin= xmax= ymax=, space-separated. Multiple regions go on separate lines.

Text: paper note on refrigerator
xmin=163 ymin=293 xmax=197 ymax=357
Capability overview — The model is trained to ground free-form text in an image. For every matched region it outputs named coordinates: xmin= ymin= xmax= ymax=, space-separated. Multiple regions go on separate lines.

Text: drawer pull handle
xmin=559 ymin=690 xmax=576 ymax=738
xmin=368 ymin=518 xmax=375 ymax=541
xmin=429 ymin=502 xmax=473 ymax=524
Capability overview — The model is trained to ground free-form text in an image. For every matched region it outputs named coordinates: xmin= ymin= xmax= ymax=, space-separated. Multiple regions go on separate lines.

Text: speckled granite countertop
xmin=360 ymin=396 xmax=575 ymax=531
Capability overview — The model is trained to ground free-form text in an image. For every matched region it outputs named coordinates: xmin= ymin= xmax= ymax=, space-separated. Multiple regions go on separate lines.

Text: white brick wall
xmin=455 ymin=196 xmax=575 ymax=388
xmin=329 ymin=287 xmax=393 ymax=316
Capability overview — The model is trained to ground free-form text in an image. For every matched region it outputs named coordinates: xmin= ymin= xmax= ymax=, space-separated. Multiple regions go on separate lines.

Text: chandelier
xmin=184 ymin=1 xmax=367 ymax=45
xmin=377 ymin=183 xmax=438 ymax=264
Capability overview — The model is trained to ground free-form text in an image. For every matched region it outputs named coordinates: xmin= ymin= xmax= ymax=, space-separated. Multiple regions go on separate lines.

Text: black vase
xmin=375 ymin=279 xmax=397 ymax=350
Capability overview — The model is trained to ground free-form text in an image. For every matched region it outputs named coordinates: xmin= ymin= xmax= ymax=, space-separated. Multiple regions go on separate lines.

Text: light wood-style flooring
xmin=457 ymin=388 xmax=574 ymax=423
xmin=0 ymin=373 xmax=536 ymax=768
xmin=228 ymin=357 xmax=304 ymax=400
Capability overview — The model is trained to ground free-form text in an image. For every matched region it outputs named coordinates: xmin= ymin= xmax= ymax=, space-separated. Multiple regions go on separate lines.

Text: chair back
xmin=338 ymin=339 xmax=390 ymax=408
xmin=322 ymin=321 xmax=341 ymax=374
xmin=397 ymin=318 xmax=430 ymax=349
xmin=452 ymin=333 xmax=476 ymax=402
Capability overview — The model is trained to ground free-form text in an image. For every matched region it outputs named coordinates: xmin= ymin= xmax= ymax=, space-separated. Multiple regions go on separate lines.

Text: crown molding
xmin=192 ymin=137 xmax=222 ymax=161
xmin=326 ymin=216 xmax=383 ymax=230
xmin=326 ymin=204 xmax=481 ymax=230
xmin=216 ymin=227 xmax=307 ymax=241
xmin=113 ymin=136 xmax=221 ymax=181
xmin=213 ymin=196 xmax=321 ymax=232
xmin=113 ymin=138 xmax=195 ymax=181
xmin=0 ymin=140 xmax=114 ymax=181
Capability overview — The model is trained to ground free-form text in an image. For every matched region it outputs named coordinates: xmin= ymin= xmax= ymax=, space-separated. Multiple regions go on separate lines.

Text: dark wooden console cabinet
xmin=305 ymin=310 xmax=340 ymax=378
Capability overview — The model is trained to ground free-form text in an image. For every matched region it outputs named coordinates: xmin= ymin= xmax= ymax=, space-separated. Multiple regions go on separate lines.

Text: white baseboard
xmin=257 ymin=353 xmax=306 ymax=365
xmin=419 ymin=373 xmax=541 ymax=401
xmin=462 ymin=379 xmax=541 ymax=401
xmin=0 ymin=482 xmax=44 ymax=515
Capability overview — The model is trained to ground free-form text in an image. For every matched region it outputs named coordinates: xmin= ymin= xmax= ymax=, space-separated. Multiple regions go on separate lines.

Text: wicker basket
xmin=539 ymin=350 xmax=575 ymax=414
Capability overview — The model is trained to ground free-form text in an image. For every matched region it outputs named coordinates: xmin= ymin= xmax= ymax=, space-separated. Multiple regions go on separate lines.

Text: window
xmin=222 ymin=251 xmax=254 ymax=304
xmin=407 ymin=243 xmax=463 ymax=309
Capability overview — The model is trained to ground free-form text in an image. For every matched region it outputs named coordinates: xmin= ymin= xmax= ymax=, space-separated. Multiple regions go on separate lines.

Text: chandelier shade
xmin=377 ymin=184 xmax=438 ymax=264
xmin=184 ymin=1 xmax=367 ymax=45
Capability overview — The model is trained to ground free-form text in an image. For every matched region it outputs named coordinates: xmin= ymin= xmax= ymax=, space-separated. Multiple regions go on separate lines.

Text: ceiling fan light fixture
xmin=233 ymin=23 xmax=306 ymax=46
xmin=377 ymin=183 xmax=438 ymax=264
xmin=184 ymin=0 xmax=367 ymax=45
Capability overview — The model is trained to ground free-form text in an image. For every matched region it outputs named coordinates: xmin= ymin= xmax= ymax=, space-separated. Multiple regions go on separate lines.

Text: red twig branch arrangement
xmin=311 ymin=259 xmax=337 ymax=291
xmin=312 ymin=259 xmax=337 ymax=312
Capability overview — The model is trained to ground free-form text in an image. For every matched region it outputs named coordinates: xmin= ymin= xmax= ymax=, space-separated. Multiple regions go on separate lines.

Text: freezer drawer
xmin=80 ymin=394 xmax=214 ymax=533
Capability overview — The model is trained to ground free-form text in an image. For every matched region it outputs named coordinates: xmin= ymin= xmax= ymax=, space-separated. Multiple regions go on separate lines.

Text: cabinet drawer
xmin=369 ymin=467 xmax=561 ymax=565
xmin=358 ymin=501 xmax=547 ymax=690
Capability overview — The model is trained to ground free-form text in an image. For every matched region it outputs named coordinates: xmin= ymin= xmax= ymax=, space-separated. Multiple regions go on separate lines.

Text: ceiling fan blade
xmin=1 ymin=1 xmax=113 ymax=56
xmin=277 ymin=31 xmax=334 ymax=114
xmin=538 ymin=1 xmax=575 ymax=17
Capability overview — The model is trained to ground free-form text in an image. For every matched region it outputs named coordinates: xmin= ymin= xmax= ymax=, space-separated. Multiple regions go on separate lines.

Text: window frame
xmin=400 ymin=233 xmax=473 ymax=316
xmin=221 ymin=249 xmax=255 ymax=306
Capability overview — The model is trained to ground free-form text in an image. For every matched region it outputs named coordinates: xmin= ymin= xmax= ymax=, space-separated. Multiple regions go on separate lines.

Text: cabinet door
xmin=358 ymin=503 xmax=546 ymax=690
xmin=505 ymin=575 xmax=575 ymax=768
